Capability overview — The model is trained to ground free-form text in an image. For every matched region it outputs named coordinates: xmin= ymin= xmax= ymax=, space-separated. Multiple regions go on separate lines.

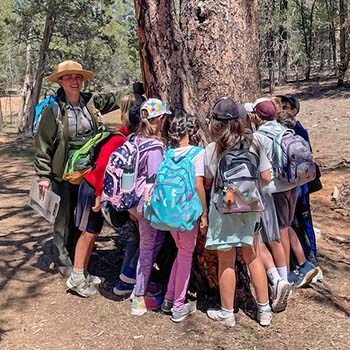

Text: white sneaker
xmin=207 ymin=309 xmax=235 ymax=328
xmin=86 ymin=273 xmax=105 ymax=285
xmin=66 ymin=275 xmax=98 ymax=298
xmin=257 ymin=309 xmax=272 ymax=327
xmin=271 ymin=279 xmax=291 ymax=313
xmin=311 ymin=266 xmax=323 ymax=284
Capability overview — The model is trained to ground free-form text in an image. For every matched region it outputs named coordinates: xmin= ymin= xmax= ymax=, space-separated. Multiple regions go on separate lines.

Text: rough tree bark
xmin=134 ymin=0 xmax=260 ymax=125
xmin=134 ymin=0 xmax=261 ymax=318
xmin=0 ymin=99 xmax=3 ymax=132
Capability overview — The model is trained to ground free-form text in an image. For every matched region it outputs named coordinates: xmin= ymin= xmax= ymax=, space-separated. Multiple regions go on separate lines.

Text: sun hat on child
xmin=47 ymin=60 xmax=94 ymax=83
xmin=141 ymin=98 xmax=172 ymax=120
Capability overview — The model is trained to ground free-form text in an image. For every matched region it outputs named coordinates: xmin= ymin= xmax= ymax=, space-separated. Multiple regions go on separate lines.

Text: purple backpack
xmin=103 ymin=135 xmax=163 ymax=211
xmin=258 ymin=126 xmax=316 ymax=186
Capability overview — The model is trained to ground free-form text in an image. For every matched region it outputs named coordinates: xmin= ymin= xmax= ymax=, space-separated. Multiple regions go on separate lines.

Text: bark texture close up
xmin=134 ymin=0 xmax=261 ymax=124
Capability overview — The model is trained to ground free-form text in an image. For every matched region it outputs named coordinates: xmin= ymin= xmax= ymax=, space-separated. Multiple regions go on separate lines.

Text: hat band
xmin=212 ymin=112 xmax=239 ymax=120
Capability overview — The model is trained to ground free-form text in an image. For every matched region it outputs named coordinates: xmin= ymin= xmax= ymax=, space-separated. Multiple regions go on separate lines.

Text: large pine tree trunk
xmin=134 ymin=0 xmax=260 ymax=127
xmin=134 ymin=0 xmax=261 ymax=318
xmin=180 ymin=0 xmax=260 ymax=106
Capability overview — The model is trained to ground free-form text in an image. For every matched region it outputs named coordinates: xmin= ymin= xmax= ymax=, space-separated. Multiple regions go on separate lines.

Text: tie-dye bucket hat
xmin=141 ymin=98 xmax=172 ymax=120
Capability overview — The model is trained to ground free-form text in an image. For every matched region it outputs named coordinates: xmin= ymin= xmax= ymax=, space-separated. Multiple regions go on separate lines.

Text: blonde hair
xmin=270 ymin=96 xmax=283 ymax=116
xmin=136 ymin=111 xmax=165 ymax=142
xmin=120 ymin=93 xmax=136 ymax=126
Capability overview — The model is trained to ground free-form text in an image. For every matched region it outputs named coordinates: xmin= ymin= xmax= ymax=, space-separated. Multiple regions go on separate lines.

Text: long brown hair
xmin=209 ymin=117 xmax=253 ymax=157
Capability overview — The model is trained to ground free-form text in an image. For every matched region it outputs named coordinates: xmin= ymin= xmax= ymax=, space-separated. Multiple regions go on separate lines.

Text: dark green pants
xmin=52 ymin=180 xmax=80 ymax=266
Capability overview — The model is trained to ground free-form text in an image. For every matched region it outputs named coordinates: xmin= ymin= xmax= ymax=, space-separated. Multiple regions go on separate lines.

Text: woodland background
xmin=0 ymin=0 xmax=349 ymax=133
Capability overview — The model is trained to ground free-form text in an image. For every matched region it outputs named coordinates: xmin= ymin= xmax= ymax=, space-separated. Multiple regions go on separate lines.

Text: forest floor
xmin=1 ymin=80 xmax=350 ymax=350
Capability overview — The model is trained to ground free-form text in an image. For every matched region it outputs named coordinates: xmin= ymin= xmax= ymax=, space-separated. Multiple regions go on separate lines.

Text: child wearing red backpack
xmin=66 ymin=93 xmax=140 ymax=297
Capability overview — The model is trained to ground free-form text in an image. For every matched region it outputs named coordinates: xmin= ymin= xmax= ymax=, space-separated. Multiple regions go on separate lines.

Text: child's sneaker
xmin=171 ymin=301 xmax=196 ymax=323
xmin=120 ymin=268 xmax=136 ymax=285
xmin=271 ymin=279 xmax=291 ymax=313
xmin=113 ymin=279 xmax=134 ymax=296
xmin=294 ymin=261 xmax=318 ymax=288
xmin=131 ymin=296 xmax=147 ymax=316
xmin=145 ymin=281 xmax=163 ymax=296
xmin=288 ymin=268 xmax=299 ymax=285
xmin=86 ymin=273 xmax=105 ymax=285
xmin=161 ymin=299 xmax=173 ymax=314
xmin=144 ymin=294 xmax=163 ymax=310
xmin=207 ymin=309 xmax=235 ymax=328
xmin=257 ymin=309 xmax=272 ymax=326
xmin=311 ymin=266 xmax=323 ymax=284
xmin=66 ymin=275 xmax=98 ymax=298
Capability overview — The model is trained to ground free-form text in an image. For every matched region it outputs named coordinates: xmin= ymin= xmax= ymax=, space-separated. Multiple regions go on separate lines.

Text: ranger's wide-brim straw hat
xmin=47 ymin=60 xmax=94 ymax=83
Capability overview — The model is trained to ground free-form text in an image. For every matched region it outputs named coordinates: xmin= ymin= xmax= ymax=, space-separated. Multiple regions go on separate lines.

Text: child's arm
xmin=260 ymin=169 xmax=271 ymax=187
xmin=196 ymin=176 xmax=208 ymax=235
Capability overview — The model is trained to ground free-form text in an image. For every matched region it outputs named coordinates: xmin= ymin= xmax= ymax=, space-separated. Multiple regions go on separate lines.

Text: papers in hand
xmin=28 ymin=179 xmax=61 ymax=224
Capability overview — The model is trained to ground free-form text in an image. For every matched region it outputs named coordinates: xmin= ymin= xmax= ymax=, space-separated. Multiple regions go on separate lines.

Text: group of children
xmin=64 ymin=92 xmax=321 ymax=327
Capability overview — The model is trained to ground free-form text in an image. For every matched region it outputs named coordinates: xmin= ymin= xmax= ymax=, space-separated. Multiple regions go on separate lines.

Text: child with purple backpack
xmin=128 ymin=98 xmax=171 ymax=315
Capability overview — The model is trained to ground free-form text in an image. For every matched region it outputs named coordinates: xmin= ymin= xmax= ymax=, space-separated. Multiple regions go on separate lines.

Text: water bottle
xmin=144 ymin=174 xmax=156 ymax=202
xmin=121 ymin=165 xmax=135 ymax=192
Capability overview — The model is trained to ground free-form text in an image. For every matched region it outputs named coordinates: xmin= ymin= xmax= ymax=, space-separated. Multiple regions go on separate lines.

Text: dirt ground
xmin=1 ymin=81 xmax=350 ymax=350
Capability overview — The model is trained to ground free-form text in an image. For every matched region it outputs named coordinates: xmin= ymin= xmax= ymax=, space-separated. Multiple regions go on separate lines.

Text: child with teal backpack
xmin=151 ymin=111 xmax=207 ymax=322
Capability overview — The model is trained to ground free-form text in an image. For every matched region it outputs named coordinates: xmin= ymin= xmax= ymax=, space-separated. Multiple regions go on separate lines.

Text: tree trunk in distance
xmin=338 ymin=0 xmax=349 ymax=86
xmin=24 ymin=9 xmax=56 ymax=134
xmin=18 ymin=32 xmax=33 ymax=133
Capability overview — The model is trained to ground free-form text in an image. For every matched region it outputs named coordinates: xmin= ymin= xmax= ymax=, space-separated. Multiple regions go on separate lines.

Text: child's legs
xmin=120 ymin=221 xmax=140 ymax=280
xmin=259 ymin=242 xmax=276 ymax=270
xmin=269 ymin=240 xmax=287 ymax=268
xmin=289 ymin=226 xmax=307 ymax=266
xmin=217 ymin=248 xmax=237 ymax=311
xmin=280 ymin=228 xmax=291 ymax=270
xmin=167 ymin=224 xmax=198 ymax=311
xmin=242 ymin=234 xmax=268 ymax=304
xmin=73 ymin=232 xmax=98 ymax=270
xmin=135 ymin=216 xmax=162 ymax=296
xmin=165 ymin=255 xmax=178 ymax=301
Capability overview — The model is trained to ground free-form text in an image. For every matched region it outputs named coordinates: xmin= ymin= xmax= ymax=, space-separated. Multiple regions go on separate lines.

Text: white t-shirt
xmin=174 ymin=146 xmax=205 ymax=177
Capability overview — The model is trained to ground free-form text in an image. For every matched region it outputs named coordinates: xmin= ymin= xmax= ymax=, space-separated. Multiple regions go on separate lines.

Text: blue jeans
xmin=120 ymin=220 xmax=140 ymax=280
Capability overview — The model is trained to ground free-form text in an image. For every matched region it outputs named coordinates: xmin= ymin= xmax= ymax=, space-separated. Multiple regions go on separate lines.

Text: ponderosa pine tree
xmin=134 ymin=0 xmax=260 ymax=317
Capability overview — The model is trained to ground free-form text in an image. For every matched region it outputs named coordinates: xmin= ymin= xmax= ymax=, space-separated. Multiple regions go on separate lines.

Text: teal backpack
xmin=144 ymin=146 xmax=203 ymax=232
